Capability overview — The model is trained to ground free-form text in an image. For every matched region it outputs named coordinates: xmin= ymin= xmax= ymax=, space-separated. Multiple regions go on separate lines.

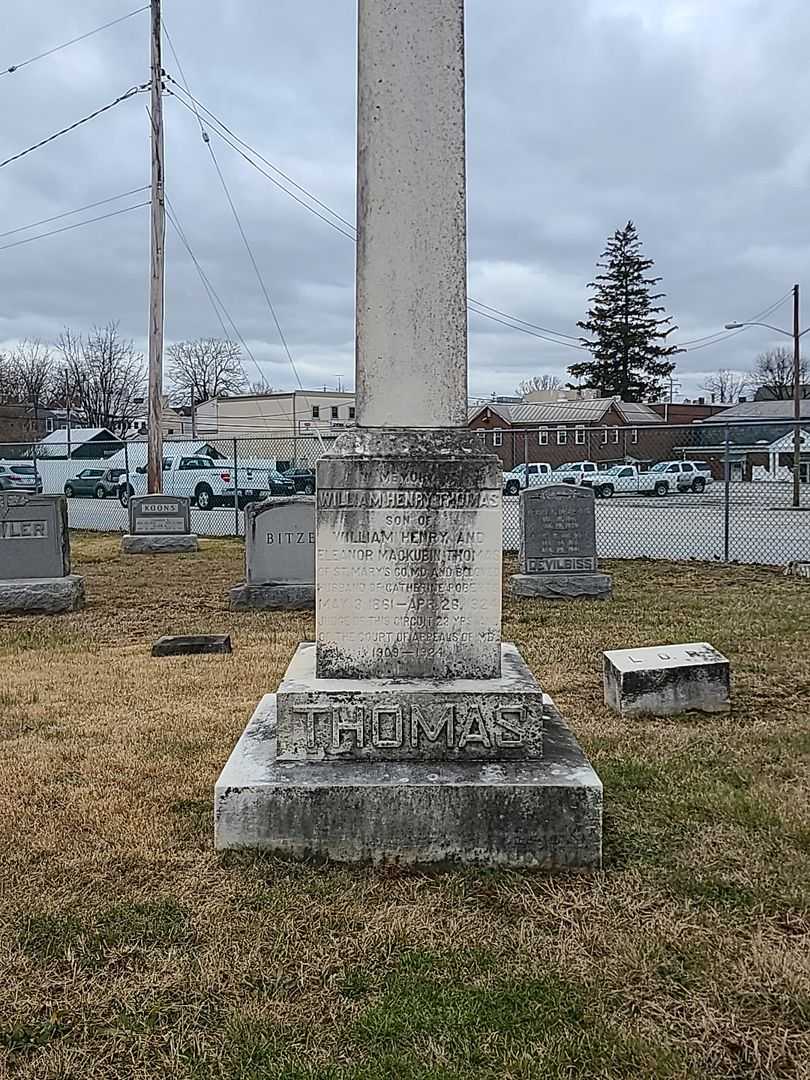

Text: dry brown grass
xmin=0 ymin=536 xmax=808 ymax=1079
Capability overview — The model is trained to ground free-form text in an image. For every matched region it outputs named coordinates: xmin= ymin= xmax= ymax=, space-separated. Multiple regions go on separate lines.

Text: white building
xmin=194 ymin=390 xmax=356 ymax=438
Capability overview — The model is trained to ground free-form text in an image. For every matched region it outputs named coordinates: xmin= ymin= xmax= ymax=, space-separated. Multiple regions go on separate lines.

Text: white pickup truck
xmin=118 ymin=454 xmax=294 ymax=509
xmin=549 ymin=461 xmax=600 ymax=486
xmin=502 ymin=462 xmax=553 ymax=495
xmin=592 ymin=461 xmax=713 ymax=498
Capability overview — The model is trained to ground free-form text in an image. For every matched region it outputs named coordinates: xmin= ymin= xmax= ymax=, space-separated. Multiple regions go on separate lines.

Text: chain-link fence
xmin=2 ymin=420 xmax=809 ymax=565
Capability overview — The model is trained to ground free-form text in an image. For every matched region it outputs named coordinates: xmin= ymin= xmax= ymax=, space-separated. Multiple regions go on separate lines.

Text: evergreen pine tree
xmin=568 ymin=221 xmax=682 ymax=401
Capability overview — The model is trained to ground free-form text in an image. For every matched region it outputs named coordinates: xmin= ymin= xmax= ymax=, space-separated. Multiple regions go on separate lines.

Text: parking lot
xmin=58 ymin=480 xmax=810 ymax=566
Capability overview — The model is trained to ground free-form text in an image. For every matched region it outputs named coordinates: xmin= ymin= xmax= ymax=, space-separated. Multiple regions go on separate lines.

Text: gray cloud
xmin=2 ymin=0 xmax=809 ymax=402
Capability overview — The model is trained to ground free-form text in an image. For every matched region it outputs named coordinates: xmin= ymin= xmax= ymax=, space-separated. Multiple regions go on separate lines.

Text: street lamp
xmin=725 ymin=283 xmax=807 ymax=508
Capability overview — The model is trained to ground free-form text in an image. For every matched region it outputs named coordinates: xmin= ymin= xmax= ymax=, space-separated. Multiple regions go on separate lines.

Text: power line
xmin=467 ymin=301 xmax=589 ymax=350
xmin=0 ymin=84 xmax=148 ymax=170
xmin=677 ymin=290 xmax=794 ymax=350
xmin=2 ymin=5 xmax=149 ymax=77
xmin=0 ymin=187 xmax=149 ymax=240
xmin=0 ymin=200 xmax=148 ymax=253
xmin=466 ymin=297 xmax=582 ymax=341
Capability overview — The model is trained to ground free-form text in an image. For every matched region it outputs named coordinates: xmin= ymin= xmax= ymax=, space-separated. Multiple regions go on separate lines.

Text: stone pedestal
xmin=510 ymin=572 xmax=612 ymax=600
xmin=0 ymin=575 xmax=85 ymax=614
xmin=122 ymin=533 xmax=199 ymax=554
xmin=230 ymin=583 xmax=314 ymax=611
xmin=604 ymin=642 xmax=731 ymax=717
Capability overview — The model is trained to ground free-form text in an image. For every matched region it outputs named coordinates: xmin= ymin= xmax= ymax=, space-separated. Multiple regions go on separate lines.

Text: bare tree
xmin=9 ymin=340 xmax=57 ymax=428
xmin=55 ymin=323 xmax=146 ymax=433
xmin=516 ymin=374 xmax=562 ymax=398
xmin=0 ymin=353 xmax=23 ymax=403
xmin=699 ymin=369 xmax=750 ymax=404
xmin=166 ymin=338 xmax=247 ymax=405
xmin=752 ymin=347 xmax=809 ymax=400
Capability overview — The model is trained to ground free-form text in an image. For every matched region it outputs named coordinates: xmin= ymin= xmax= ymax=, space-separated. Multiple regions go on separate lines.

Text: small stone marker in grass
xmin=123 ymin=495 xmax=198 ymax=554
xmin=603 ymin=642 xmax=730 ymax=717
xmin=0 ymin=492 xmax=85 ymax=613
xmin=152 ymin=634 xmax=232 ymax=657
xmin=229 ymin=498 xmax=315 ymax=610
xmin=509 ymin=485 xmax=612 ymax=600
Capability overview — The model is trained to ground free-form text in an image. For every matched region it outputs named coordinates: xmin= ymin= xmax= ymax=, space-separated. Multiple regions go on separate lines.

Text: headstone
xmin=785 ymin=561 xmax=810 ymax=579
xmin=122 ymin=495 xmax=198 ymax=554
xmin=214 ymin=0 xmax=602 ymax=869
xmin=603 ymin=643 xmax=731 ymax=717
xmin=229 ymin=498 xmax=315 ymax=610
xmin=0 ymin=493 xmax=85 ymax=613
xmin=152 ymin=634 xmax=232 ymax=657
xmin=509 ymin=485 xmax=612 ymax=600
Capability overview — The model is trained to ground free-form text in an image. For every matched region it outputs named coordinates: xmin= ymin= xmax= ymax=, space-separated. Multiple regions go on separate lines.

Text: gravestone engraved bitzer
xmin=230 ymin=498 xmax=315 ymax=611
xmin=122 ymin=495 xmax=198 ymax=554
xmin=604 ymin=643 xmax=731 ymax=717
xmin=214 ymin=0 xmax=602 ymax=868
xmin=0 ymin=493 xmax=85 ymax=613
xmin=509 ymin=485 xmax=612 ymax=600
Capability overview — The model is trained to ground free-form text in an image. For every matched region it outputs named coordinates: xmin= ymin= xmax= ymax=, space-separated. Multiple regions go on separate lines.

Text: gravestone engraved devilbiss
xmin=0 ymin=492 xmax=85 ymax=613
xmin=229 ymin=498 xmax=315 ymax=610
xmin=509 ymin=485 xmax=612 ymax=600
xmin=122 ymin=495 xmax=198 ymax=554
xmin=214 ymin=0 xmax=602 ymax=869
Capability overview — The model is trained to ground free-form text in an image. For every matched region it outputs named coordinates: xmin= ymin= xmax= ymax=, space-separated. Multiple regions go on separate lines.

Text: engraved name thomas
xmin=289 ymin=702 xmax=544 ymax=756
xmin=0 ymin=520 xmax=47 ymax=539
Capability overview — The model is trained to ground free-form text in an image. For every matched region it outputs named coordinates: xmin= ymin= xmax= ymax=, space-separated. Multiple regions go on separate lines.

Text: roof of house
xmin=699 ymin=399 xmax=810 ymax=422
xmin=38 ymin=427 xmax=119 ymax=446
xmin=468 ymin=398 xmax=662 ymax=426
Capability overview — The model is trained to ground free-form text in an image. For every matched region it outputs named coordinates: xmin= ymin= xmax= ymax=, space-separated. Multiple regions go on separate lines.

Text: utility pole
xmin=793 ymin=283 xmax=801 ymax=510
xmin=147 ymin=0 xmax=165 ymax=494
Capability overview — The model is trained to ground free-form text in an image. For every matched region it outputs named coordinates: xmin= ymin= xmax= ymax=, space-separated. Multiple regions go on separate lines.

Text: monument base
xmin=509 ymin=572 xmax=612 ymax=601
xmin=214 ymin=664 xmax=603 ymax=869
xmin=229 ymin=583 xmax=314 ymax=611
xmin=0 ymin=575 xmax=85 ymax=614
xmin=122 ymin=534 xmax=199 ymax=555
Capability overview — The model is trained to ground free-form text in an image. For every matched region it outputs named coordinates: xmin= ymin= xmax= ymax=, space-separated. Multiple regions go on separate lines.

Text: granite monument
xmin=122 ymin=494 xmax=198 ymax=554
xmin=604 ymin=642 xmax=731 ymax=717
xmin=230 ymin=497 xmax=315 ymax=610
xmin=509 ymin=485 xmax=612 ymax=600
xmin=215 ymin=0 xmax=602 ymax=868
xmin=0 ymin=493 xmax=85 ymax=613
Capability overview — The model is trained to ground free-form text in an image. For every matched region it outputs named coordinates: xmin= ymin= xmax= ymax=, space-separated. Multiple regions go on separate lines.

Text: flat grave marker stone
xmin=604 ymin=642 xmax=731 ymax=716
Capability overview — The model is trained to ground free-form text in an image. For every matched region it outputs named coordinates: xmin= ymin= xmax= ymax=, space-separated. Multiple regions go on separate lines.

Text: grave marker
xmin=122 ymin=494 xmax=198 ymax=554
xmin=0 ymin=493 xmax=85 ymax=612
xmin=604 ymin=643 xmax=731 ymax=716
xmin=230 ymin=498 xmax=315 ymax=610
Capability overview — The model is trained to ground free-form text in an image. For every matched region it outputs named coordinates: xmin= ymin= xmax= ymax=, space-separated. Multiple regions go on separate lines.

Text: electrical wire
xmin=676 ymin=290 xmax=793 ymax=349
xmin=466 ymin=297 xmax=582 ymax=340
xmin=0 ymin=200 xmax=148 ymax=252
xmin=467 ymin=301 xmax=589 ymax=350
xmin=2 ymin=5 xmax=149 ymax=77
xmin=0 ymin=187 xmax=149 ymax=240
xmin=0 ymin=83 xmax=148 ymax=170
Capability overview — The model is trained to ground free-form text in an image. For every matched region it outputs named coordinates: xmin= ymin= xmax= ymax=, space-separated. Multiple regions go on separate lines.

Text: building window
xmin=331 ymin=406 xmax=339 ymax=420
xmin=348 ymin=406 xmax=356 ymax=419
xmin=631 ymin=428 xmax=638 ymax=444
xmin=575 ymin=427 xmax=585 ymax=445
xmin=557 ymin=427 xmax=567 ymax=445
xmin=611 ymin=428 xmax=620 ymax=444
xmin=493 ymin=431 xmax=503 ymax=447
xmin=601 ymin=428 xmax=608 ymax=444
xmin=312 ymin=406 xmax=320 ymax=419
xmin=538 ymin=429 xmax=549 ymax=445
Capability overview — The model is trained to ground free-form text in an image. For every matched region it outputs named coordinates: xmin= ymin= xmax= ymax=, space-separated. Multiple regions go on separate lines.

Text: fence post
xmin=124 ymin=441 xmax=130 ymax=521
xmin=723 ymin=425 xmax=731 ymax=562
xmin=233 ymin=438 xmax=240 ymax=537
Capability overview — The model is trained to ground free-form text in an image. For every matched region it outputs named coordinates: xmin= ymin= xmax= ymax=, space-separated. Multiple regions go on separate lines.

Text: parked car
xmin=0 ymin=461 xmax=42 ymax=493
xmin=64 ymin=467 xmax=126 ymax=499
xmin=267 ymin=470 xmax=297 ymax=497
xmin=592 ymin=465 xmax=670 ymax=498
xmin=646 ymin=460 xmax=712 ymax=493
xmin=118 ymin=455 xmax=295 ymax=509
xmin=502 ymin=462 xmax=553 ymax=496
xmin=549 ymin=461 xmax=601 ymax=486
xmin=283 ymin=467 xmax=316 ymax=495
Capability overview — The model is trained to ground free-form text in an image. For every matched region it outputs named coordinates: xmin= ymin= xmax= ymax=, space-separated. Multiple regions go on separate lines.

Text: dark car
xmin=267 ymin=469 xmax=297 ymax=496
xmin=64 ymin=467 xmax=126 ymax=499
xmin=283 ymin=467 xmax=316 ymax=495
xmin=0 ymin=462 xmax=42 ymax=493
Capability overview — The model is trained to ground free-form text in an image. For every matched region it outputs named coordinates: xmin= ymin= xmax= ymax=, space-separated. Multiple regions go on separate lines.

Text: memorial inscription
xmin=0 ymin=493 xmax=69 ymax=579
xmin=129 ymin=495 xmax=191 ymax=536
xmin=246 ymin=498 xmax=315 ymax=585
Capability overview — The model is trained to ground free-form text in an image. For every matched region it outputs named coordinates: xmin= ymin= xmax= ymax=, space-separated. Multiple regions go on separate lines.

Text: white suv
xmin=647 ymin=460 xmax=712 ymax=493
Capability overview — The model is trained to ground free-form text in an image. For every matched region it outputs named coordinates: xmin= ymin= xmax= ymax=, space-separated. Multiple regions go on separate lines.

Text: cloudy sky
xmin=1 ymin=0 xmax=809 ymax=401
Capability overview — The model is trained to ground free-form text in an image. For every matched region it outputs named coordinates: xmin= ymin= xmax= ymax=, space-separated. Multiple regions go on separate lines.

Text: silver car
xmin=0 ymin=462 xmax=42 ymax=493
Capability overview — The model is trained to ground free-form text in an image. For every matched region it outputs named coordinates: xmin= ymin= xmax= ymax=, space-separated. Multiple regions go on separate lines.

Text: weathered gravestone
xmin=122 ymin=495 xmax=198 ymax=554
xmin=604 ymin=642 xmax=731 ymax=717
xmin=0 ymin=493 xmax=85 ymax=613
xmin=230 ymin=497 xmax=315 ymax=610
xmin=509 ymin=485 xmax=612 ymax=600
xmin=214 ymin=0 xmax=602 ymax=868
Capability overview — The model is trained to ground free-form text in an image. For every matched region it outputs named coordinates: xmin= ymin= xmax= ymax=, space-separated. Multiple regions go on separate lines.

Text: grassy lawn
xmin=1 ymin=534 xmax=809 ymax=1080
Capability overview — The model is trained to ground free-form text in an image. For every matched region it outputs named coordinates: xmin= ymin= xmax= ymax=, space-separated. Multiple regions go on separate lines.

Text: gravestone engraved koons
xmin=214 ymin=0 xmax=602 ymax=868
xmin=0 ymin=492 xmax=85 ymax=613
xmin=122 ymin=495 xmax=198 ymax=554
xmin=230 ymin=498 xmax=315 ymax=610
xmin=509 ymin=485 xmax=612 ymax=600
